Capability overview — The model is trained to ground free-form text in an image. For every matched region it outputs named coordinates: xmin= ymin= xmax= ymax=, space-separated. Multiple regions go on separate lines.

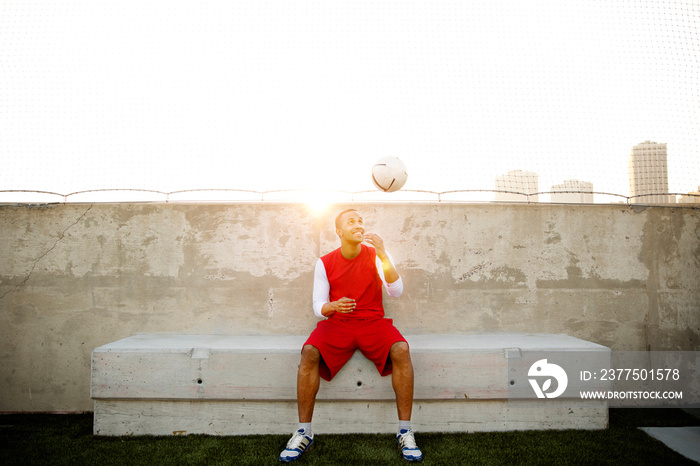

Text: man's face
xmin=336 ymin=210 xmax=364 ymax=244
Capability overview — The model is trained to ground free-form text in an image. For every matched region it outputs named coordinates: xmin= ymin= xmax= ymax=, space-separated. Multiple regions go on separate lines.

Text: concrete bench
xmin=91 ymin=333 xmax=610 ymax=436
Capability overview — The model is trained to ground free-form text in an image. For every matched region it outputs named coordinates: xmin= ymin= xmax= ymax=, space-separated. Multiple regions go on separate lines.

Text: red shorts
xmin=304 ymin=317 xmax=407 ymax=381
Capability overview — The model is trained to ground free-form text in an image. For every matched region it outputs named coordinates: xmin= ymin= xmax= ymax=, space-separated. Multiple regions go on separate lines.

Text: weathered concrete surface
xmin=93 ymin=399 xmax=609 ymax=435
xmin=90 ymin=333 xmax=610 ymax=434
xmin=1 ymin=202 xmax=698 ymax=411
xmin=90 ymin=333 xmax=610 ymax=401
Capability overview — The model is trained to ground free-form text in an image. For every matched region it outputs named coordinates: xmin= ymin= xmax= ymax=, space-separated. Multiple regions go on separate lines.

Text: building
xmin=550 ymin=179 xmax=594 ymax=204
xmin=494 ymin=170 xmax=539 ymax=202
xmin=628 ymin=141 xmax=673 ymax=204
xmin=679 ymin=187 xmax=700 ymax=204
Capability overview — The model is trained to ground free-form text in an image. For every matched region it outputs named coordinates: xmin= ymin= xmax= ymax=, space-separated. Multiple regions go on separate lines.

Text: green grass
xmin=1 ymin=409 xmax=698 ymax=465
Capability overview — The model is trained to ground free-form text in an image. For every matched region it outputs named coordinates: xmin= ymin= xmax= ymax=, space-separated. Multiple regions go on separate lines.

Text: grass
xmin=1 ymin=409 xmax=698 ymax=465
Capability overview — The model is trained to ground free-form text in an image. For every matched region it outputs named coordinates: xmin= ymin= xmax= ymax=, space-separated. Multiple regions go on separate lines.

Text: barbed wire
xmin=0 ymin=188 xmax=698 ymax=207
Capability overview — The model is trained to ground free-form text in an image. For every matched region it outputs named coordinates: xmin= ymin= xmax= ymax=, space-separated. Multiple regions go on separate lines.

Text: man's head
xmin=335 ymin=209 xmax=364 ymax=244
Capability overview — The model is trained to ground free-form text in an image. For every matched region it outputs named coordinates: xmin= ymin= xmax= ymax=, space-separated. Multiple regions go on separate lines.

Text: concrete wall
xmin=1 ymin=202 xmax=698 ymax=412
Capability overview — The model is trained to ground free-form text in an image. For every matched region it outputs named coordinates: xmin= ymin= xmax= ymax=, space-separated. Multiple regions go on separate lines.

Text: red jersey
xmin=320 ymin=244 xmax=385 ymax=319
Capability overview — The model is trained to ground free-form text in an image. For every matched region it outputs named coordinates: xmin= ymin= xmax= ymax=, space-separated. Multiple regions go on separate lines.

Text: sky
xmin=1 ymin=0 xmax=698 ymax=203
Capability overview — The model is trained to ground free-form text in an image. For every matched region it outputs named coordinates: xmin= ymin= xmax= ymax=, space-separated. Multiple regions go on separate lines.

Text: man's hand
xmin=322 ymin=297 xmax=356 ymax=317
xmin=363 ymin=233 xmax=388 ymax=259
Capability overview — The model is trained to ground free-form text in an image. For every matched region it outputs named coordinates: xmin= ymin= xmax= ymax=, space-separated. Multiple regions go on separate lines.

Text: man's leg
xmin=390 ymin=341 xmax=423 ymax=462
xmin=389 ymin=341 xmax=414 ymax=420
xmin=297 ymin=344 xmax=321 ymax=423
xmin=280 ymin=344 xmax=321 ymax=463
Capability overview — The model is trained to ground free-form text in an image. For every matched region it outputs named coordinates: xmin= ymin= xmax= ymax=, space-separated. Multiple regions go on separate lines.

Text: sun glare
xmin=301 ymin=190 xmax=351 ymax=215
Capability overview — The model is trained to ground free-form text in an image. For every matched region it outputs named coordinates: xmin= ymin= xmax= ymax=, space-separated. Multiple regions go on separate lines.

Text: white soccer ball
xmin=371 ymin=156 xmax=408 ymax=192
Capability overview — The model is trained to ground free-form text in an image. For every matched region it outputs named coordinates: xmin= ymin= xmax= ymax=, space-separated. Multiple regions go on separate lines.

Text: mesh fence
xmin=1 ymin=1 xmax=698 ymax=205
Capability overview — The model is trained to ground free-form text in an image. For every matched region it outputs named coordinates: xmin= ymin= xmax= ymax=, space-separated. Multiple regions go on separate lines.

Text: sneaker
xmin=397 ymin=429 xmax=423 ymax=462
xmin=279 ymin=429 xmax=314 ymax=463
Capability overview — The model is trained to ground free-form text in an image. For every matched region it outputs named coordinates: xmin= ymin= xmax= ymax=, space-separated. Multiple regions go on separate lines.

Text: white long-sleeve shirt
xmin=312 ymin=251 xmax=403 ymax=318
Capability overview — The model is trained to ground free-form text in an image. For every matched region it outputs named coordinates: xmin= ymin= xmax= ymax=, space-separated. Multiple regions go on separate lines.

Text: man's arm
xmin=365 ymin=233 xmax=400 ymax=284
xmin=365 ymin=233 xmax=403 ymax=297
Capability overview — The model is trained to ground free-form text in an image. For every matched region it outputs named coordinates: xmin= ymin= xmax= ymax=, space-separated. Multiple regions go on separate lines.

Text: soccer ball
xmin=371 ymin=156 xmax=408 ymax=192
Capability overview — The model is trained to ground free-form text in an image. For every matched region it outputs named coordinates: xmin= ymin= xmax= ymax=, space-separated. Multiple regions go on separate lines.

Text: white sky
xmin=1 ymin=0 xmax=698 ymax=203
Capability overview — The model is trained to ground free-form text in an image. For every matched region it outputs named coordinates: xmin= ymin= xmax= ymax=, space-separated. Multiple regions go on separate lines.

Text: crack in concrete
xmin=0 ymin=204 xmax=93 ymax=300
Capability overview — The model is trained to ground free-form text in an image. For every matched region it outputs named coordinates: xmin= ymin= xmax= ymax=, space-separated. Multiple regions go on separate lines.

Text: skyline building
xmin=679 ymin=186 xmax=700 ymax=204
xmin=495 ymin=170 xmax=539 ymax=202
xmin=550 ymin=179 xmax=594 ymax=204
xmin=628 ymin=141 xmax=674 ymax=204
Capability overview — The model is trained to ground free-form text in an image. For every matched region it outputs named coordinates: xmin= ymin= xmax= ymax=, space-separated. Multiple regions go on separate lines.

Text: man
xmin=279 ymin=209 xmax=422 ymax=463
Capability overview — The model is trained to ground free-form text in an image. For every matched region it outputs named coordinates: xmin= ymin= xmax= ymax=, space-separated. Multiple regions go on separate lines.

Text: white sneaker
xmin=279 ymin=428 xmax=314 ymax=463
xmin=397 ymin=429 xmax=423 ymax=462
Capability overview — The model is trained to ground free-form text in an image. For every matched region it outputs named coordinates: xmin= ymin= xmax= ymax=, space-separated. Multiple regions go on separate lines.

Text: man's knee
xmin=301 ymin=344 xmax=321 ymax=366
xmin=390 ymin=341 xmax=411 ymax=363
